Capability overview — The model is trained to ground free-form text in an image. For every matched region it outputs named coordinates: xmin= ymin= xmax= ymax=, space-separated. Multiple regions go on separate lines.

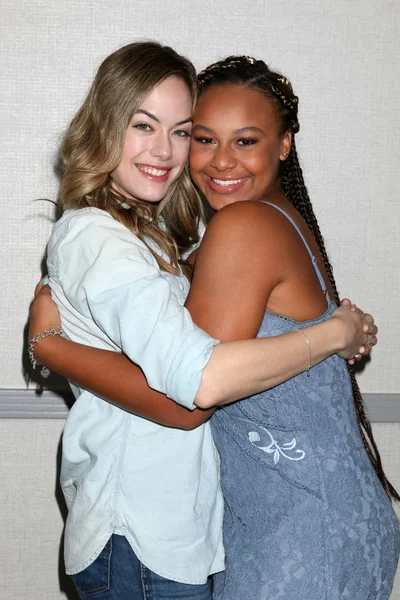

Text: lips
xmin=207 ymin=176 xmax=249 ymax=194
xmin=136 ymin=163 xmax=172 ymax=183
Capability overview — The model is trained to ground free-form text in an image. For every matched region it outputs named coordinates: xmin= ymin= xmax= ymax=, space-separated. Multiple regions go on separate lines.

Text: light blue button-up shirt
xmin=47 ymin=207 xmax=224 ymax=584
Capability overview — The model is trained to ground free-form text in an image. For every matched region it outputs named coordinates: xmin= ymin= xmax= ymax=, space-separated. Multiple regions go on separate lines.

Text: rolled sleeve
xmin=50 ymin=209 xmax=218 ymax=409
xmin=165 ymin=327 xmax=218 ymax=409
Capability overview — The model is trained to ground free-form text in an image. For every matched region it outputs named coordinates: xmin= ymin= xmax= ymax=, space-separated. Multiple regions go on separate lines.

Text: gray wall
xmin=1 ymin=420 xmax=399 ymax=599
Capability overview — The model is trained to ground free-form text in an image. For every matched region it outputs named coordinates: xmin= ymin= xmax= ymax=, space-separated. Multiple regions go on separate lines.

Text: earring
xmin=282 ymin=151 xmax=289 ymax=157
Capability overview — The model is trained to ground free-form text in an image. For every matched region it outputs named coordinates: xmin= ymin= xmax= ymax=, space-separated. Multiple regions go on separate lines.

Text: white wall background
xmin=0 ymin=1 xmax=399 ymax=598
xmin=0 ymin=0 xmax=399 ymax=393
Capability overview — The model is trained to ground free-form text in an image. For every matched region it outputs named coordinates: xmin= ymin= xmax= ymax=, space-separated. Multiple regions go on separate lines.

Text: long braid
xmin=280 ymin=140 xmax=339 ymax=301
xmin=198 ymin=56 xmax=399 ymax=501
xmin=281 ymin=141 xmax=400 ymax=501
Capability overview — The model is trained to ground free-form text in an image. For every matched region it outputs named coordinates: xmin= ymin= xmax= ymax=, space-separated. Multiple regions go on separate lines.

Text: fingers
xmin=362 ymin=313 xmax=378 ymax=336
xmin=34 ymin=276 xmax=50 ymax=298
xmin=350 ymin=303 xmax=363 ymax=314
xmin=367 ymin=332 xmax=378 ymax=346
xmin=352 ymin=333 xmax=378 ymax=362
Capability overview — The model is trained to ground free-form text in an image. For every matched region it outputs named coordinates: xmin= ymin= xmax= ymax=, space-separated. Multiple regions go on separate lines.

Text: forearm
xmin=34 ymin=336 xmax=214 ymax=429
xmin=195 ymin=319 xmax=343 ymax=408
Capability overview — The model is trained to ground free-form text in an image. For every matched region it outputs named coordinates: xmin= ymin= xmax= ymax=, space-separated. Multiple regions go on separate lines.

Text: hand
xmin=340 ymin=298 xmax=378 ymax=363
xmin=29 ymin=276 xmax=61 ymax=340
xmin=331 ymin=304 xmax=369 ymax=360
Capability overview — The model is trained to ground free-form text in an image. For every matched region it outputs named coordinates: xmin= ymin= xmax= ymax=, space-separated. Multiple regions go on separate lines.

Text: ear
xmin=279 ymin=131 xmax=292 ymax=161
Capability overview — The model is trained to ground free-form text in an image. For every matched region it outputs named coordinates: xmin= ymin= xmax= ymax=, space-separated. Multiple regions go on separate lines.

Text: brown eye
xmin=193 ymin=136 xmax=215 ymax=144
xmin=237 ymin=137 xmax=258 ymax=146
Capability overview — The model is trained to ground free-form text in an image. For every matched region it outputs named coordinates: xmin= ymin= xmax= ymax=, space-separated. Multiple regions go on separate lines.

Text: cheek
xmin=122 ymin=130 xmax=147 ymax=161
xmin=244 ymin=148 xmax=270 ymax=172
xmin=188 ymin=163 xmax=203 ymax=190
xmin=251 ymin=151 xmax=280 ymax=179
xmin=189 ymin=148 xmax=206 ymax=181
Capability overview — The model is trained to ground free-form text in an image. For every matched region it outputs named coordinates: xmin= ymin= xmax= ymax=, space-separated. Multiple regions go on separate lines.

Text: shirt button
xmin=179 ymin=282 xmax=184 ymax=291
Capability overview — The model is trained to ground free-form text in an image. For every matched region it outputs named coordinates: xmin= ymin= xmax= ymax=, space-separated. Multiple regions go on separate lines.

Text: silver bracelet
xmin=28 ymin=329 xmax=64 ymax=379
xmin=296 ymin=329 xmax=312 ymax=377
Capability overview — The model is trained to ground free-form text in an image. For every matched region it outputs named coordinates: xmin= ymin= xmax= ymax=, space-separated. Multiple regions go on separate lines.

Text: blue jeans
xmin=71 ymin=534 xmax=212 ymax=599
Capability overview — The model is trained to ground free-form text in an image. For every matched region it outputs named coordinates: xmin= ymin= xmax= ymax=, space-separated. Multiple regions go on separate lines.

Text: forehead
xmin=193 ymin=84 xmax=277 ymax=128
xmin=139 ymin=76 xmax=192 ymax=113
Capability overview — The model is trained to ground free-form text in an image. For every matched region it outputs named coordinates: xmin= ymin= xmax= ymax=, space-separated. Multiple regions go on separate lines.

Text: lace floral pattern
xmin=211 ymin=306 xmax=400 ymax=600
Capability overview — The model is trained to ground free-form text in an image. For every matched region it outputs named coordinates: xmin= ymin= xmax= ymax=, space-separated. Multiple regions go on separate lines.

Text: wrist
xmin=33 ymin=335 xmax=54 ymax=364
xmin=303 ymin=319 xmax=343 ymax=365
xmin=28 ymin=329 xmax=63 ymax=377
xmin=326 ymin=317 xmax=346 ymax=352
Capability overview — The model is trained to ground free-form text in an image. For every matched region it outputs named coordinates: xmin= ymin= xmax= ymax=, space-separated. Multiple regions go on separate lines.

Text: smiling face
xmin=190 ymin=84 xmax=291 ymax=211
xmin=111 ymin=76 xmax=193 ymax=203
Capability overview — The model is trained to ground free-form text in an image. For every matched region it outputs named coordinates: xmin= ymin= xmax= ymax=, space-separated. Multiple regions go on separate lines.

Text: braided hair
xmin=198 ymin=56 xmax=399 ymax=501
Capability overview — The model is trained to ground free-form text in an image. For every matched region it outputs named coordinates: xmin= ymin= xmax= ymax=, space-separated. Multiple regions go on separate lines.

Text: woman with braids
xmin=28 ymin=46 xmax=394 ymax=599
xmin=189 ymin=56 xmax=400 ymax=599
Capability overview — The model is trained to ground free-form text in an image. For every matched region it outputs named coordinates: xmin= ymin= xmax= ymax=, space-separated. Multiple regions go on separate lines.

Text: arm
xmin=33 ymin=205 xmax=374 ymax=415
xmin=186 ymin=202 xmax=374 ymax=407
xmin=46 ymin=210 xmax=218 ymax=411
xmin=29 ymin=285 xmax=213 ymax=430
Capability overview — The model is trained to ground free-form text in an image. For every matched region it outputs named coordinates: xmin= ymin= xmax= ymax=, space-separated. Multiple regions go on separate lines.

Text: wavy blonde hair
xmin=59 ymin=41 xmax=204 ymax=276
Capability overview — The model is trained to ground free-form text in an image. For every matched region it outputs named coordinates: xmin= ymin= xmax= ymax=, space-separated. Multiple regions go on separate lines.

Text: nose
xmin=211 ymin=144 xmax=237 ymax=171
xmin=150 ymin=131 xmax=172 ymax=161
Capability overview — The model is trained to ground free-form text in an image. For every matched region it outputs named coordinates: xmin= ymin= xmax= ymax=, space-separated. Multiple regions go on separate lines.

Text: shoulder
xmin=48 ymin=208 xmax=157 ymax=280
xmin=202 ymin=201 xmax=277 ymax=250
xmin=53 ymin=207 xmax=124 ymax=239
xmin=54 ymin=206 xmax=113 ymax=228
xmin=50 ymin=207 xmax=150 ymax=255
xmin=194 ymin=202 xmax=275 ymax=274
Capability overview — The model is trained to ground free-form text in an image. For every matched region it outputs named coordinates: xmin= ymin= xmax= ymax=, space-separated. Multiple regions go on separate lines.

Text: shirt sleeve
xmin=49 ymin=210 xmax=219 ymax=409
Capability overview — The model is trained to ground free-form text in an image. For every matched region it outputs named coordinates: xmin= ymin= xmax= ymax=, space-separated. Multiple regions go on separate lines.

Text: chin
xmin=209 ymin=195 xmax=245 ymax=211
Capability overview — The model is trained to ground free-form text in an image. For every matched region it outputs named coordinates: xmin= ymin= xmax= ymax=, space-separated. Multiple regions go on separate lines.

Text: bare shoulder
xmin=203 ymin=201 xmax=277 ymax=246
xmin=196 ymin=201 xmax=282 ymax=276
xmin=190 ymin=201 xmax=282 ymax=338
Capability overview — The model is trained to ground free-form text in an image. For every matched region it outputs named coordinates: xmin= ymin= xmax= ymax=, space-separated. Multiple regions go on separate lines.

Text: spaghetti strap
xmin=261 ymin=201 xmax=331 ymax=303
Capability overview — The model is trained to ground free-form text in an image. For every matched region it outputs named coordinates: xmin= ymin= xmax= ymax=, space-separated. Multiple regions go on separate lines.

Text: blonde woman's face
xmin=111 ymin=76 xmax=192 ymax=203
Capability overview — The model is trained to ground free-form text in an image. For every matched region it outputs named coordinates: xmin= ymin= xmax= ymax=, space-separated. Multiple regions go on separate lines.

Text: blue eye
xmin=237 ymin=137 xmax=258 ymax=146
xmin=134 ymin=123 xmax=152 ymax=132
xmin=174 ymin=129 xmax=191 ymax=138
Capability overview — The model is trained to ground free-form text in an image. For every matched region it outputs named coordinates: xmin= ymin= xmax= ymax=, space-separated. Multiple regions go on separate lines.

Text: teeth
xmin=138 ymin=165 xmax=168 ymax=176
xmin=212 ymin=178 xmax=243 ymax=187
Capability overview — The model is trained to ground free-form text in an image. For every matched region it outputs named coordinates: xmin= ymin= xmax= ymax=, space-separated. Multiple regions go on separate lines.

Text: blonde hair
xmin=59 ymin=41 xmax=204 ymax=275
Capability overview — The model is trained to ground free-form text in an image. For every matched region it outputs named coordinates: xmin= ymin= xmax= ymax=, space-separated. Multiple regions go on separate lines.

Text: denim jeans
xmin=71 ymin=534 xmax=213 ymax=599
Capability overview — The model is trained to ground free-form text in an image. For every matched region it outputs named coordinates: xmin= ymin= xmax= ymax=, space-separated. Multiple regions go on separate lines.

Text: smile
xmin=207 ymin=176 xmax=249 ymax=194
xmin=136 ymin=164 xmax=170 ymax=177
xmin=136 ymin=163 xmax=172 ymax=184
xmin=212 ymin=178 xmax=244 ymax=186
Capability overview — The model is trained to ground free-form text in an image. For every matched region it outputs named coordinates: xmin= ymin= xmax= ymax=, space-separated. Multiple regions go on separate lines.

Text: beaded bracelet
xmin=28 ymin=329 xmax=64 ymax=379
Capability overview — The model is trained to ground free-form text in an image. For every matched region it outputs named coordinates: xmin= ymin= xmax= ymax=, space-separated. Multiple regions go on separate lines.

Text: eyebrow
xmin=192 ymin=124 xmax=264 ymax=135
xmin=136 ymin=109 xmax=192 ymax=126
